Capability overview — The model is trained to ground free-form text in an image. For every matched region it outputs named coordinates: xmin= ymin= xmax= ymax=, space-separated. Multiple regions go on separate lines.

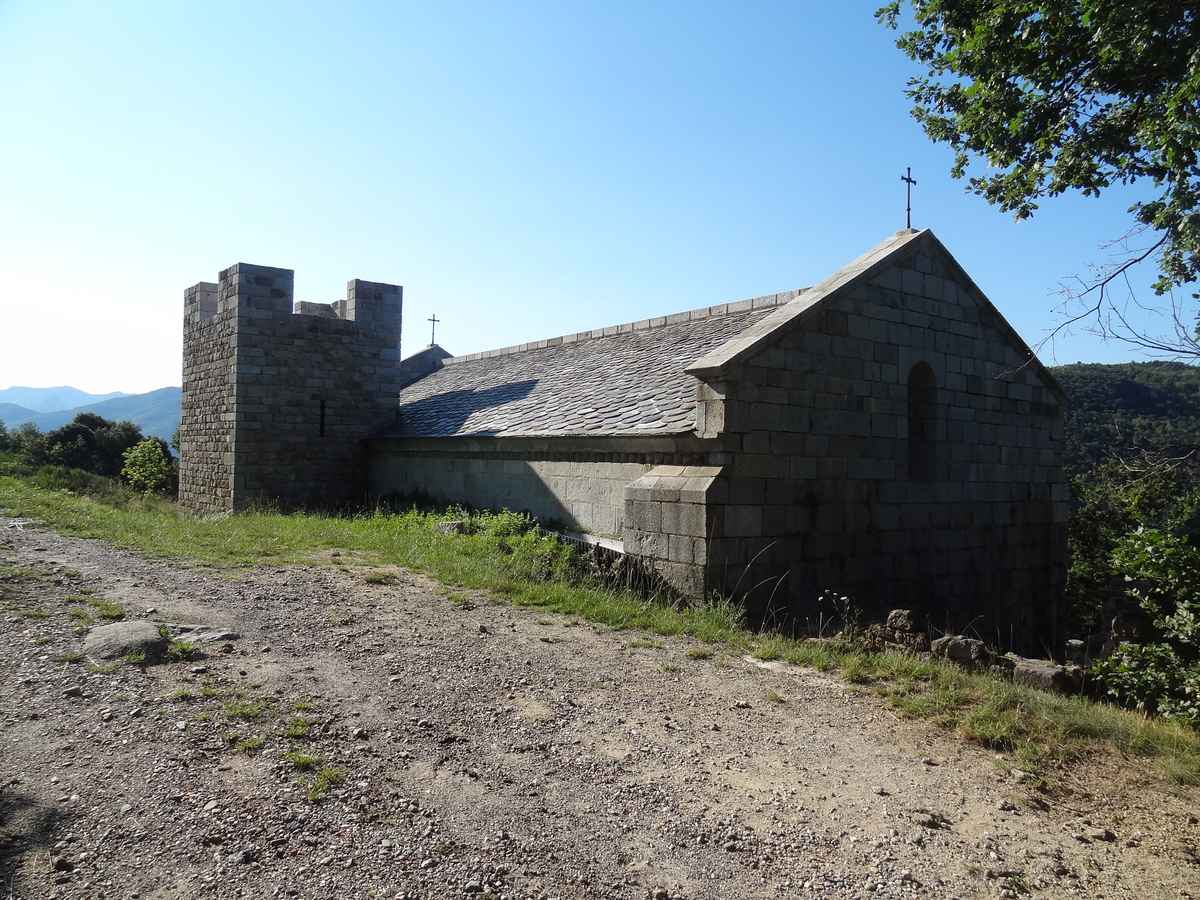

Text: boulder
xmin=862 ymin=610 xmax=930 ymax=654
xmin=931 ymin=635 xmax=992 ymax=667
xmin=83 ymin=621 xmax=168 ymax=662
xmin=1007 ymin=654 xmax=1084 ymax=695
xmin=886 ymin=609 xmax=923 ymax=632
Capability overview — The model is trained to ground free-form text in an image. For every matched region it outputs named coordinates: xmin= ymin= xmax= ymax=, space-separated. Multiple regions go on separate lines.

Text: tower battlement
xmin=185 ymin=264 xmax=401 ymax=338
xmin=179 ymin=262 xmax=403 ymax=513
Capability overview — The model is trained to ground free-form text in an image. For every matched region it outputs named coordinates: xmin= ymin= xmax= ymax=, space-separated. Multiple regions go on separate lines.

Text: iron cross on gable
xmin=428 ymin=314 xmax=440 ymax=347
xmin=901 ymin=166 xmax=917 ymax=230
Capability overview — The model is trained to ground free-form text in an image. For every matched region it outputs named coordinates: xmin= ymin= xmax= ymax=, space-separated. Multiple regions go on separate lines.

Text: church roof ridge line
xmin=439 ymin=286 xmax=811 ymax=367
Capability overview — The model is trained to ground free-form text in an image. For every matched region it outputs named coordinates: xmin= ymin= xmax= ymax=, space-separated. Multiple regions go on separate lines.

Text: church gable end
xmin=690 ymin=230 xmax=1067 ymax=646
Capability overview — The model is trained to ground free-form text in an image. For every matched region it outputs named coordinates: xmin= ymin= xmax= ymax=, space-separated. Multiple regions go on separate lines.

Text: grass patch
xmin=286 ymin=750 xmax=320 ymax=770
xmin=86 ymin=597 xmax=124 ymax=621
xmin=171 ymin=688 xmax=197 ymax=702
xmin=307 ymin=765 xmax=345 ymax=801
xmin=121 ymin=649 xmax=146 ymax=666
xmin=223 ymin=699 xmax=266 ymax=721
xmin=67 ymin=606 xmax=94 ymax=626
xmin=284 ymin=716 xmax=311 ymax=739
xmin=3 ymin=464 xmax=1200 ymax=784
xmin=165 ymin=639 xmax=200 ymax=662
xmin=840 ymin=652 xmax=873 ymax=684
xmin=55 ymin=650 xmax=85 ymax=664
xmin=364 ymin=571 xmax=397 ymax=585
xmin=235 ymin=735 xmax=265 ymax=754
xmin=686 ymin=646 xmax=714 ymax=660
xmin=292 ymin=699 xmax=315 ymax=712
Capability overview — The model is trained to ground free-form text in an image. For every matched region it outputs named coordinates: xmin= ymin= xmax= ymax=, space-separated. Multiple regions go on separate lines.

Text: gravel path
xmin=1 ymin=519 xmax=1197 ymax=899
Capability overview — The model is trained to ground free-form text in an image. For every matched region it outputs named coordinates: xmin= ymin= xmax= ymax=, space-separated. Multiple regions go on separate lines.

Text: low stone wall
xmin=367 ymin=436 xmax=709 ymax=538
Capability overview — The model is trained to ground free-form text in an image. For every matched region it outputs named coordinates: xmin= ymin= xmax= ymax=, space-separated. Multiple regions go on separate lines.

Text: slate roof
xmin=390 ymin=291 xmax=804 ymax=438
xmin=389 ymin=227 xmax=1063 ymax=440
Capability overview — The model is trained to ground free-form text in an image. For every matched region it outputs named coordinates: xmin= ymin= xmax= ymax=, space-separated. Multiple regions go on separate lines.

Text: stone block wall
xmin=179 ymin=282 xmax=231 ymax=513
xmin=623 ymin=465 xmax=726 ymax=596
xmin=179 ymin=264 xmax=402 ymax=512
xmin=694 ymin=238 xmax=1067 ymax=646
xmin=367 ymin=436 xmax=709 ymax=538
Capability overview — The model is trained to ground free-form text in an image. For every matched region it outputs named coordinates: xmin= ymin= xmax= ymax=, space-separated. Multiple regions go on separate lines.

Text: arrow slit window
xmin=908 ymin=362 xmax=936 ymax=481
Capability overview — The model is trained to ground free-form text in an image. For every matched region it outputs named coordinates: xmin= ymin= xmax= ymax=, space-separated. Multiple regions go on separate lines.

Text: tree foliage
xmin=3 ymin=414 xmax=178 ymax=492
xmin=1091 ymin=527 xmax=1200 ymax=724
xmin=1066 ymin=454 xmax=1200 ymax=631
xmin=877 ymin=1 xmax=1200 ymax=297
xmin=9 ymin=423 xmax=46 ymax=464
xmin=43 ymin=414 xmax=144 ymax=478
xmin=121 ymin=438 xmax=173 ymax=495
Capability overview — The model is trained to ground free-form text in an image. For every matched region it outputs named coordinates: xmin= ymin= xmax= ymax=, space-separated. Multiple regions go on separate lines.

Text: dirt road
xmin=1 ymin=519 xmax=1196 ymax=899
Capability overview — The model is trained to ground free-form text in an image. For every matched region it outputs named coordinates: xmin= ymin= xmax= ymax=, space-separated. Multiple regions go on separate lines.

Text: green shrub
xmin=1112 ymin=528 xmax=1200 ymax=651
xmin=1092 ymin=643 xmax=1187 ymax=715
xmin=42 ymin=415 xmax=145 ymax=478
xmin=8 ymin=423 xmax=46 ymax=465
xmin=121 ymin=438 xmax=172 ymax=494
xmin=477 ymin=508 xmax=531 ymax=539
xmin=1066 ymin=458 xmax=1200 ymax=637
xmin=1090 ymin=527 xmax=1200 ymax=725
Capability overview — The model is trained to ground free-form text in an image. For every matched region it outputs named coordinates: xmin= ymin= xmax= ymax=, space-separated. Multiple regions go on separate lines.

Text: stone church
xmin=179 ymin=229 xmax=1068 ymax=646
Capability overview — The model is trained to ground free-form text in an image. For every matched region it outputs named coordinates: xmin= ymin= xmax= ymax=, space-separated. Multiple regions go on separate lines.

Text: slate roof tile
xmin=391 ymin=299 xmax=795 ymax=438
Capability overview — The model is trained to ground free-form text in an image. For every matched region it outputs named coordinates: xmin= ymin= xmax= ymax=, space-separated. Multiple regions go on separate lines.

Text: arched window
xmin=908 ymin=362 xmax=936 ymax=482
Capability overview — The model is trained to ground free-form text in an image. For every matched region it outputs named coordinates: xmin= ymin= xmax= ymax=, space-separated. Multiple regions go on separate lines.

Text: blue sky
xmin=0 ymin=1 xmax=1177 ymax=393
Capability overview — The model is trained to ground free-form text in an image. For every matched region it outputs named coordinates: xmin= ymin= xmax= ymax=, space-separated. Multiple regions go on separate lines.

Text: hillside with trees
xmin=1052 ymin=362 xmax=1200 ymax=477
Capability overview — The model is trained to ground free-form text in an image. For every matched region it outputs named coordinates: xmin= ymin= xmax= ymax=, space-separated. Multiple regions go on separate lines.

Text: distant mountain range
xmin=0 ymin=386 xmax=181 ymax=441
xmin=0 ymin=385 xmax=126 ymax=413
xmin=0 ymin=402 xmax=39 ymax=423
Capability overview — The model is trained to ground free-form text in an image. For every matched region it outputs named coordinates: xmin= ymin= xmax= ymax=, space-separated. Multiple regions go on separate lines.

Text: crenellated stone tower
xmin=179 ymin=263 xmax=402 ymax=513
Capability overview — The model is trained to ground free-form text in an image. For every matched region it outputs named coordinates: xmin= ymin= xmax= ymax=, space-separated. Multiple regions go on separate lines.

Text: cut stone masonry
xmin=181 ymin=229 xmax=1067 ymax=650
xmin=179 ymin=263 xmax=402 ymax=512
